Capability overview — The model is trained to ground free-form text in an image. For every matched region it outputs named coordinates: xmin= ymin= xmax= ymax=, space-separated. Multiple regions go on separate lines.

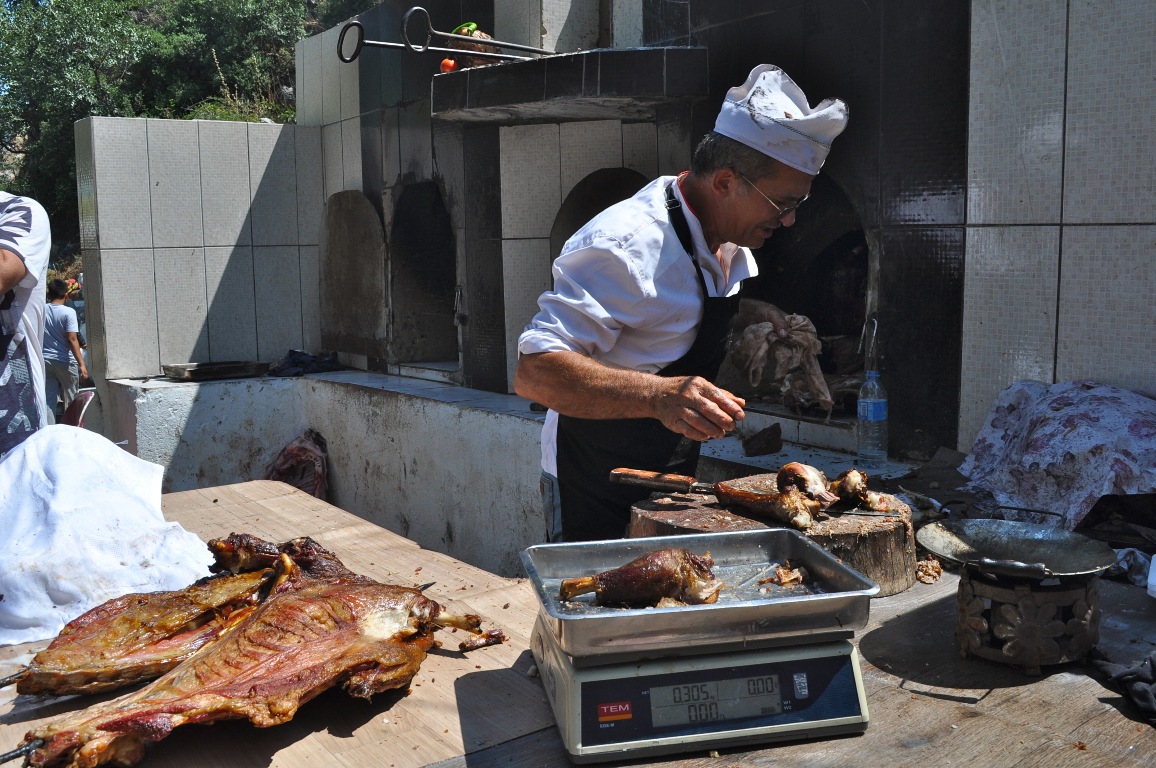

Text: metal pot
xmin=915 ymin=518 xmax=1116 ymax=579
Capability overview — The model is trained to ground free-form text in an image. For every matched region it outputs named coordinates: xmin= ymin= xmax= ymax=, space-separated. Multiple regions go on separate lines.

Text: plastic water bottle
xmin=856 ymin=370 xmax=888 ymax=467
xmin=1148 ymin=554 xmax=1156 ymax=599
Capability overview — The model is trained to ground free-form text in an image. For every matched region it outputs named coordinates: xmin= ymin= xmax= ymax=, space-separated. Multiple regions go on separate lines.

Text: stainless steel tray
xmin=520 ymin=530 xmax=879 ymax=662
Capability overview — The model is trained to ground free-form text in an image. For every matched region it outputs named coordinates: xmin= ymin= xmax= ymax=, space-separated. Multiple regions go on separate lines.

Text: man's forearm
xmin=0 ymin=248 xmax=27 ymax=293
xmin=514 ymin=351 xmax=664 ymax=420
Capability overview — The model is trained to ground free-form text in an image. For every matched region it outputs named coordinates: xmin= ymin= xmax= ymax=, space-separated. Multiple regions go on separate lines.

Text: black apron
xmin=556 ymin=180 xmax=742 ymax=541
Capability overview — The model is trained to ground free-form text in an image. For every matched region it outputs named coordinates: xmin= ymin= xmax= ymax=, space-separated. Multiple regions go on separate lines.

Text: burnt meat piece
xmin=16 ymin=556 xmax=503 ymax=768
xmin=558 ymin=549 xmax=723 ymax=607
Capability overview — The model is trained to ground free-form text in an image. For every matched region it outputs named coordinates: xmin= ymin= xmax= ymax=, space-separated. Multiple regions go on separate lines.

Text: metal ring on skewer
xmin=336 ymin=19 xmax=531 ymax=63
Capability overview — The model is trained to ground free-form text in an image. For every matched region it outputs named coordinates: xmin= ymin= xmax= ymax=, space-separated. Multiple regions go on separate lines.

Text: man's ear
xmin=710 ymin=167 xmax=742 ymax=198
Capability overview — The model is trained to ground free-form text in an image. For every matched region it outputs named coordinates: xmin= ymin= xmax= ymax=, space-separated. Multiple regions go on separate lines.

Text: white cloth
xmin=0 ymin=425 xmax=214 ymax=645
xmin=714 ymin=64 xmax=849 ymax=175
xmin=0 ymin=191 xmax=51 ymax=455
xmin=517 ymin=175 xmax=758 ymax=474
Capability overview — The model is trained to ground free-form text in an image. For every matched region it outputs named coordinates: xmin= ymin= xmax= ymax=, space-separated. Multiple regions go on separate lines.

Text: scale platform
xmin=531 ymin=613 xmax=869 ymax=763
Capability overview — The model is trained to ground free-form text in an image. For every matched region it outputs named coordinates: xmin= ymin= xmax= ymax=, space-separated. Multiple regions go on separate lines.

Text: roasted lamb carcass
xmin=0 ymin=534 xmax=326 ymax=697
xmin=558 ymin=549 xmax=724 ymax=607
xmin=1 ymin=569 xmax=275 ymax=697
xmin=10 ymin=555 xmax=503 ymax=768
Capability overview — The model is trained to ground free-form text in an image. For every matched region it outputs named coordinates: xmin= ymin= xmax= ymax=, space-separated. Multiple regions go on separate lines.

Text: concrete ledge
xmin=105 ymin=371 xmax=545 ymax=577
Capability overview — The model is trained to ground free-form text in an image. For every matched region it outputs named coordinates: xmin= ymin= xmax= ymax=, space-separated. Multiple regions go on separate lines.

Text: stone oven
xmin=298 ymin=0 xmax=970 ymax=462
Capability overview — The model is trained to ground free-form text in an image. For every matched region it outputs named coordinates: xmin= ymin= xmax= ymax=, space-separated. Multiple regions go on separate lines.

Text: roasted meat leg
xmin=14 ymin=556 xmax=503 ymax=768
xmin=3 ymin=569 xmax=273 ymax=696
xmin=777 ymin=462 xmax=839 ymax=509
xmin=558 ymin=549 xmax=724 ymax=607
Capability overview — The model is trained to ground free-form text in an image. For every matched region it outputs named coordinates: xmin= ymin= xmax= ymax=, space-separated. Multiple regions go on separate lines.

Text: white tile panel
xmin=1064 ymin=0 xmax=1156 ymax=224
xmin=399 ymin=101 xmax=433 ymax=181
xmin=967 ymin=0 xmax=1066 ymax=224
xmin=321 ymin=25 xmax=342 ymax=125
xmin=495 ymin=0 xmax=540 ymax=48
xmin=502 ymin=238 xmax=554 ymax=389
xmin=381 ymin=107 xmax=402 ymax=189
xmin=958 ymin=226 xmax=1060 ymax=450
xmin=339 ymin=30 xmax=360 ymax=121
xmin=198 ymin=120 xmax=252 ymax=247
xmin=298 ymin=34 xmax=324 ymax=126
xmin=98 ymin=248 xmax=161 ymax=377
xmin=248 ymin=124 xmax=299 ymax=246
xmin=300 ymin=245 xmax=322 ymax=353
xmin=322 ymin=122 xmax=344 ymax=202
xmin=622 ymin=122 xmax=658 ymax=180
xmin=560 ymin=121 xmax=623 ymax=201
xmin=1056 ymin=225 xmax=1156 ymax=392
xmin=146 ymin=120 xmax=204 ymax=248
xmin=205 ymin=245 xmax=258 ymax=361
xmin=254 ymin=246 xmax=304 ymax=362
xmin=154 ymin=247 xmax=210 ymax=364
xmin=90 ymin=118 xmax=153 ymax=250
xmin=500 ymin=124 xmax=561 ymax=239
xmin=340 ymin=116 xmax=363 ymax=192
xmin=295 ymin=125 xmax=324 ymax=246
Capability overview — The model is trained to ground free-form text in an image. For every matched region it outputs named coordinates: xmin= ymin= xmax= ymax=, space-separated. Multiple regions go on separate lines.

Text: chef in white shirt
xmin=515 ymin=64 xmax=849 ymax=542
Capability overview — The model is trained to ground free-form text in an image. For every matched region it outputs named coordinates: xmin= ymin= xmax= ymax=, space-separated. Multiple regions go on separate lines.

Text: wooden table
xmin=4 ymin=481 xmax=1156 ymax=767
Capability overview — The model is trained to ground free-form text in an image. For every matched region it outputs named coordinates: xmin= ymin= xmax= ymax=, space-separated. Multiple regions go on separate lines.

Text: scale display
xmin=578 ymin=652 xmax=858 ymax=747
xmin=648 ymin=675 xmax=782 ymax=727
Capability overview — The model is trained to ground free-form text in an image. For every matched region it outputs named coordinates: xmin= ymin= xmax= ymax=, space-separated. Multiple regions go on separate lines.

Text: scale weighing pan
xmin=521 ymin=530 xmax=879 ymax=663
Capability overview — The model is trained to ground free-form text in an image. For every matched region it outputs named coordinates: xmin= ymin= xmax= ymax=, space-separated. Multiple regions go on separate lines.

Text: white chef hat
xmin=714 ymin=64 xmax=849 ymax=175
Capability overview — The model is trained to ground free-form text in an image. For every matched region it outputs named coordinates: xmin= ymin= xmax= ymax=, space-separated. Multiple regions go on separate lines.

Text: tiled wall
xmin=75 ymin=117 xmax=323 ymax=380
xmin=960 ymin=0 xmax=1156 ymax=448
xmin=496 ymin=119 xmax=667 ymax=386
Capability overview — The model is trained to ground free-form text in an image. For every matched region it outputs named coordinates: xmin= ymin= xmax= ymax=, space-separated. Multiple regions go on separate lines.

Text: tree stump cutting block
xmin=630 ymin=493 xmax=917 ymax=597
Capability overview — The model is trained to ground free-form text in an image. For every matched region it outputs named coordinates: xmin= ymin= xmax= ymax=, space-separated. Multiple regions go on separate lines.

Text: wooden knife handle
xmin=609 ymin=468 xmax=700 ymax=493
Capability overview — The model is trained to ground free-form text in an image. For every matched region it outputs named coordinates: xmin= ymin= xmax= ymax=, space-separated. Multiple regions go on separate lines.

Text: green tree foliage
xmin=0 ymin=0 xmax=365 ymax=257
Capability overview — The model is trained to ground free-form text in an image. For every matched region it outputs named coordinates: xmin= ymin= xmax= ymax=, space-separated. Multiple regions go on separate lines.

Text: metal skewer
xmin=401 ymin=6 xmax=554 ymax=57
xmin=337 ymin=20 xmax=529 ymax=63
xmin=0 ymin=740 xmax=43 ymax=765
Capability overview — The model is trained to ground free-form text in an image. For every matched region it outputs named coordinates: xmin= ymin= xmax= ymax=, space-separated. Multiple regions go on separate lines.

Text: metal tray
xmin=520 ymin=530 xmax=879 ymax=662
xmin=162 ymin=361 xmax=270 ymax=381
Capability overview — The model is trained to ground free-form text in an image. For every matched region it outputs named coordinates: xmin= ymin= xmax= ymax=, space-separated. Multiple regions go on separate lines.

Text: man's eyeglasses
xmin=738 ymin=173 xmax=807 ymax=219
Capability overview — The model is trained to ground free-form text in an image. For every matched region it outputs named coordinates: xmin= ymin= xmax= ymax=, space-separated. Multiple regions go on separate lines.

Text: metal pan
xmin=610 ymin=467 xmax=803 ymax=519
xmin=521 ymin=530 xmax=879 ymax=663
xmin=915 ymin=519 xmax=1117 ymax=579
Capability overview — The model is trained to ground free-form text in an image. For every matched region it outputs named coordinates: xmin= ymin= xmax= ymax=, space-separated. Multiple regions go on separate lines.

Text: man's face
xmin=725 ymin=165 xmax=814 ymax=249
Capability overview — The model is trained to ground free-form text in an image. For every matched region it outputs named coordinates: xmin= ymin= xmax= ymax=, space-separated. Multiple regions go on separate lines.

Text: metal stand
xmin=955 ymin=566 xmax=1100 ymax=675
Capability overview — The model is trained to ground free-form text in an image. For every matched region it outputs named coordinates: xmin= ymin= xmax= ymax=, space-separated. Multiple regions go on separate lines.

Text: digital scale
xmin=520 ymin=530 xmax=879 ymax=764
xmin=531 ymin=614 xmax=869 ymax=763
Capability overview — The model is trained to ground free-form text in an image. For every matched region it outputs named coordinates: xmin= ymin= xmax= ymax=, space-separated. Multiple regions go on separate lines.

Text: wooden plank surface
xmin=4 ymin=481 xmax=1155 ymax=767
xmin=0 ymin=481 xmax=551 ymax=768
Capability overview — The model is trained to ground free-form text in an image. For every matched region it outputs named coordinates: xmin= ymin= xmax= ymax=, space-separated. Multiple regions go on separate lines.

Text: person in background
xmin=0 ymin=190 xmax=51 ymax=457
xmin=515 ymin=65 xmax=849 ymax=541
xmin=43 ymin=278 xmax=89 ymax=423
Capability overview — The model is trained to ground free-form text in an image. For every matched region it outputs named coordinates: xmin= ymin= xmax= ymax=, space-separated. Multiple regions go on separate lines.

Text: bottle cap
xmin=865 ymin=370 xmax=879 ymax=379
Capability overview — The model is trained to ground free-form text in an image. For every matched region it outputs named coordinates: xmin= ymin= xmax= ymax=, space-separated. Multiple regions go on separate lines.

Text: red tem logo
xmin=598 ymin=701 xmax=633 ymax=722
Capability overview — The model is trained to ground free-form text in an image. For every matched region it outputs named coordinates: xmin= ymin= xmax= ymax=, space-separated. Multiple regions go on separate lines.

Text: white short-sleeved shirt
xmin=517 ymin=175 xmax=758 ymax=474
xmin=0 ymin=192 xmax=51 ymax=455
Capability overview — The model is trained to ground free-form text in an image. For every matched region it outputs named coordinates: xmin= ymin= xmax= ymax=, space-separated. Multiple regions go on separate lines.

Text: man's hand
xmin=514 ymin=351 xmax=745 ymax=442
xmin=653 ymin=375 xmax=746 ymax=441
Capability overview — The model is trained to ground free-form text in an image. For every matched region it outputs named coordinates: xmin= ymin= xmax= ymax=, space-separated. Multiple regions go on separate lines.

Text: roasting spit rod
xmin=338 ymin=20 xmax=528 ymax=63
xmin=401 ymin=6 xmax=554 ymax=57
